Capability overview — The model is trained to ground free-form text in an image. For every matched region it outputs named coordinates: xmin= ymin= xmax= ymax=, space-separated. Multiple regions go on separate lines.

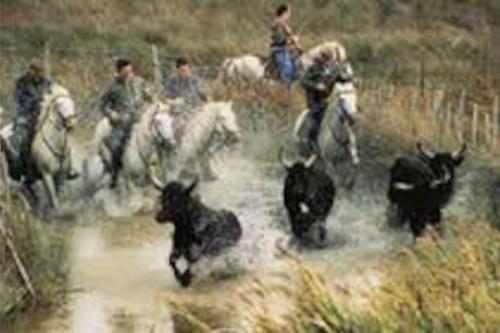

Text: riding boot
xmin=110 ymin=148 xmax=123 ymax=189
xmin=109 ymin=123 xmax=133 ymax=189
xmin=307 ymin=110 xmax=324 ymax=156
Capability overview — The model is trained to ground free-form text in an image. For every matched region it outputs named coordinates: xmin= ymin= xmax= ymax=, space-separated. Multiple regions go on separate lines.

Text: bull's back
xmin=200 ymin=209 xmax=242 ymax=256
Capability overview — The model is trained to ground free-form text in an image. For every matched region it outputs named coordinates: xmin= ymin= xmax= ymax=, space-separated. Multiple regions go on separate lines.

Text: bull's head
xmin=409 ymin=143 xmax=466 ymax=189
xmin=280 ymin=149 xmax=317 ymax=195
xmin=392 ymin=143 xmax=466 ymax=191
xmin=279 ymin=148 xmax=317 ymax=170
xmin=155 ymin=178 xmax=198 ymax=224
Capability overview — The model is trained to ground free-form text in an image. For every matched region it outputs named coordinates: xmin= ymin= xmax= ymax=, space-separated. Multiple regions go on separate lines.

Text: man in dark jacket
xmin=12 ymin=63 xmax=51 ymax=179
xmin=300 ymin=50 xmax=337 ymax=153
xmin=99 ymin=58 xmax=155 ymax=187
xmin=163 ymin=57 xmax=207 ymax=110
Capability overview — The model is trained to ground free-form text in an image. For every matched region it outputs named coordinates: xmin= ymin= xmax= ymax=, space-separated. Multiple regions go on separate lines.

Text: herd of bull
xmin=152 ymin=139 xmax=467 ymax=287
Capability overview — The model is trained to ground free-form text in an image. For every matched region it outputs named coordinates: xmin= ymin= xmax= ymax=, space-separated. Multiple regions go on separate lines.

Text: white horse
xmin=89 ymin=101 xmax=176 ymax=189
xmin=1 ymin=84 xmax=77 ymax=210
xmin=299 ymin=41 xmax=347 ymax=70
xmin=221 ymin=55 xmax=266 ymax=85
xmin=167 ymin=101 xmax=241 ymax=181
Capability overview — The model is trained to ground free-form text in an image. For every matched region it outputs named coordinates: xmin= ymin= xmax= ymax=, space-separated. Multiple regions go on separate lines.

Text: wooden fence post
xmin=484 ymin=113 xmax=492 ymax=150
xmin=492 ymin=94 xmax=498 ymax=150
xmin=445 ymin=102 xmax=452 ymax=140
xmin=456 ymin=90 xmax=466 ymax=143
xmin=431 ymin=90 xmax=445 ymax=143
xmin=151 ymin=44 xmax=162 ymax=93
xmin=44 ymin=41 xmax=51 ymax=77
xmin=472 ymin=104 xmax=479 ymax=148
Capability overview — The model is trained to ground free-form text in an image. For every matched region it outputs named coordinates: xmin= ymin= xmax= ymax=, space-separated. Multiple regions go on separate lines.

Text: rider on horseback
xmin=300 ymin=49 xmax=338 ymax=154
xmin=163 ymin=57 xmax=208 ymax=111
xmin=12 ymin=63 xmax=51 ymax=180
xmin=12 ymin=63 xmax=79 ymax=181
xmin=99 ymin=58 xmax=155 ymax=187
xmin=268 ymin=4 xmax=300 ymax=86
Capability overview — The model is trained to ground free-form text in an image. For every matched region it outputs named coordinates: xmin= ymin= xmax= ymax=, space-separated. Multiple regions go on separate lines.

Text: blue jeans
xmin=272 ymin=48 xmax=296 ymax=86
xmin=306 ymin=100 xmax=327 ymax=152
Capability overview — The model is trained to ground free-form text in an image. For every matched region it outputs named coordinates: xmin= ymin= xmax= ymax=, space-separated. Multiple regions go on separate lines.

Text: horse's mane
xmin=37 ymin=83 xmax=70 ymax=129
xmin=135 ymin=102 xmax=159 ymax=135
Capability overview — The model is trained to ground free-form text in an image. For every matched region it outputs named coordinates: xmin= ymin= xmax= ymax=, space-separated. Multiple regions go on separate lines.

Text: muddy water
xmin=5 ymin=154 xmax=396 ymax=333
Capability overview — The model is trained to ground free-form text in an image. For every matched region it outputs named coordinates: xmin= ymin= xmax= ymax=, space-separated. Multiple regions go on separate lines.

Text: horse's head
xmin=42 ymin=84 xmax=76 ymax=131
xmin=151 ymin=102 xmax=176 ymax=150
xmin=214 ymin=102 xmax=241 ymax=146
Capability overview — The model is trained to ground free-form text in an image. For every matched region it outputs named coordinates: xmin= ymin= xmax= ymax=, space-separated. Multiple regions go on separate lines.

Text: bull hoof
xmin=177 ymin=270 xmax=193 ymax=287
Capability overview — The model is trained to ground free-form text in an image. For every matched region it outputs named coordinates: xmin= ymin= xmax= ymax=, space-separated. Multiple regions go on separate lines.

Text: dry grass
xmin=167 ymin=220 xmax=500 ymax=332
xmin=0 ymin=193 xmax=70 ymax=317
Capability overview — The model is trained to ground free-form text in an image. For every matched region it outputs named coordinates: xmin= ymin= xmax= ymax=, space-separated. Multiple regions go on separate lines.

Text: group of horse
xmin=0 ymin=86 xmax=242 ymax=212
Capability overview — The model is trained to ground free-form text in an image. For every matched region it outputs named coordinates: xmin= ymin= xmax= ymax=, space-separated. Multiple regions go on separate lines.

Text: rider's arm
xmin=300 ymin=67 xmax=318 ymax=91
xmin=98 ymin=85 xmax=115 ymax=119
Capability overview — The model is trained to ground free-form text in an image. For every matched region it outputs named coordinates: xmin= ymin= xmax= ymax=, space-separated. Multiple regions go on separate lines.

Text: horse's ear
xmin=185 ymin=177 xmax=199 ymax=195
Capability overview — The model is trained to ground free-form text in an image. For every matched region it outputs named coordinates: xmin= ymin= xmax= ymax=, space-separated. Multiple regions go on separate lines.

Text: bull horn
xmin=393 ymin=182 xmax=415 ymax=191
xmin=185 ymin=177 xmax=199 ymax=195
xmin=148 ymin=165 xmax=164 ymax=191
xmin=304 ymin=154 xmax=317 ymax=168
xmin=417 ymin=142 xmax=435 ymax=159
xmin=279 ymin=148 xmax=293 ymax=169
xmin=452 ymin=143 xmax=467 ymax=161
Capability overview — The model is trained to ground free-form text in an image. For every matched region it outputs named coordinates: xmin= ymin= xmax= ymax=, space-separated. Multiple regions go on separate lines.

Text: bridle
xmin=38 ymin=94 xmax=73 ymax=161
xmin=136 ymin=103 xmax=175 ymax=167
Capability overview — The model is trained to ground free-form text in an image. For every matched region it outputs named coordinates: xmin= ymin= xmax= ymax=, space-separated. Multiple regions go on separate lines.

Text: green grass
xmin=0 ymin=194 xmax=70 ymax=318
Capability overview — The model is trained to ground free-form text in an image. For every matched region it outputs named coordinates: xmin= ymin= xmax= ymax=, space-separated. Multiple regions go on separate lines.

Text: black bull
xmin=280 ymin=151 xmax=336 ymax=246
xmin=154 ymin=179 xmax=242 ymax=287
xmin=388 ymin=143 xmax=466 ymax=238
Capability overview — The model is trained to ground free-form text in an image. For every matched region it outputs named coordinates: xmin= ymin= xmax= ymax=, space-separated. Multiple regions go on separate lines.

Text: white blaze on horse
xmin=1 ymin=84 xmax=77 ymax=210
xmin=90 ymin=101 xmax=176 ymax=189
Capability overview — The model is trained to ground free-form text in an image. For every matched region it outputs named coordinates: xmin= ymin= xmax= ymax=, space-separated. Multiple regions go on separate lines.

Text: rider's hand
xmin=109 ymin=111 xmax=121 ymax=124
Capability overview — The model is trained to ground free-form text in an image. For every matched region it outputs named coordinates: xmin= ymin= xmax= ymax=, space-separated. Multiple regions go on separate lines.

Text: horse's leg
xmin=346 ymin=123 xmax=360 ymax=165
xmin=42 ymin=172 xmax=59 ymax=211
xmin=200 ymin=153 xmax=218 ymax=181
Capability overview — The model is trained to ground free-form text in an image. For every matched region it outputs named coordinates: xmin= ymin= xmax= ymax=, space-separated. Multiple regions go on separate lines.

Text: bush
xmin=0 ymin=193 xmax=70 ymax=317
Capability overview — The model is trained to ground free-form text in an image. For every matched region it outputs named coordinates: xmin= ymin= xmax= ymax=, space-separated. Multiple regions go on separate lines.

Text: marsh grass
xmin=0 ymin=193 xmax=70 ymax=317
xmin=167 ymin=220 xmax=500 ymax=332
